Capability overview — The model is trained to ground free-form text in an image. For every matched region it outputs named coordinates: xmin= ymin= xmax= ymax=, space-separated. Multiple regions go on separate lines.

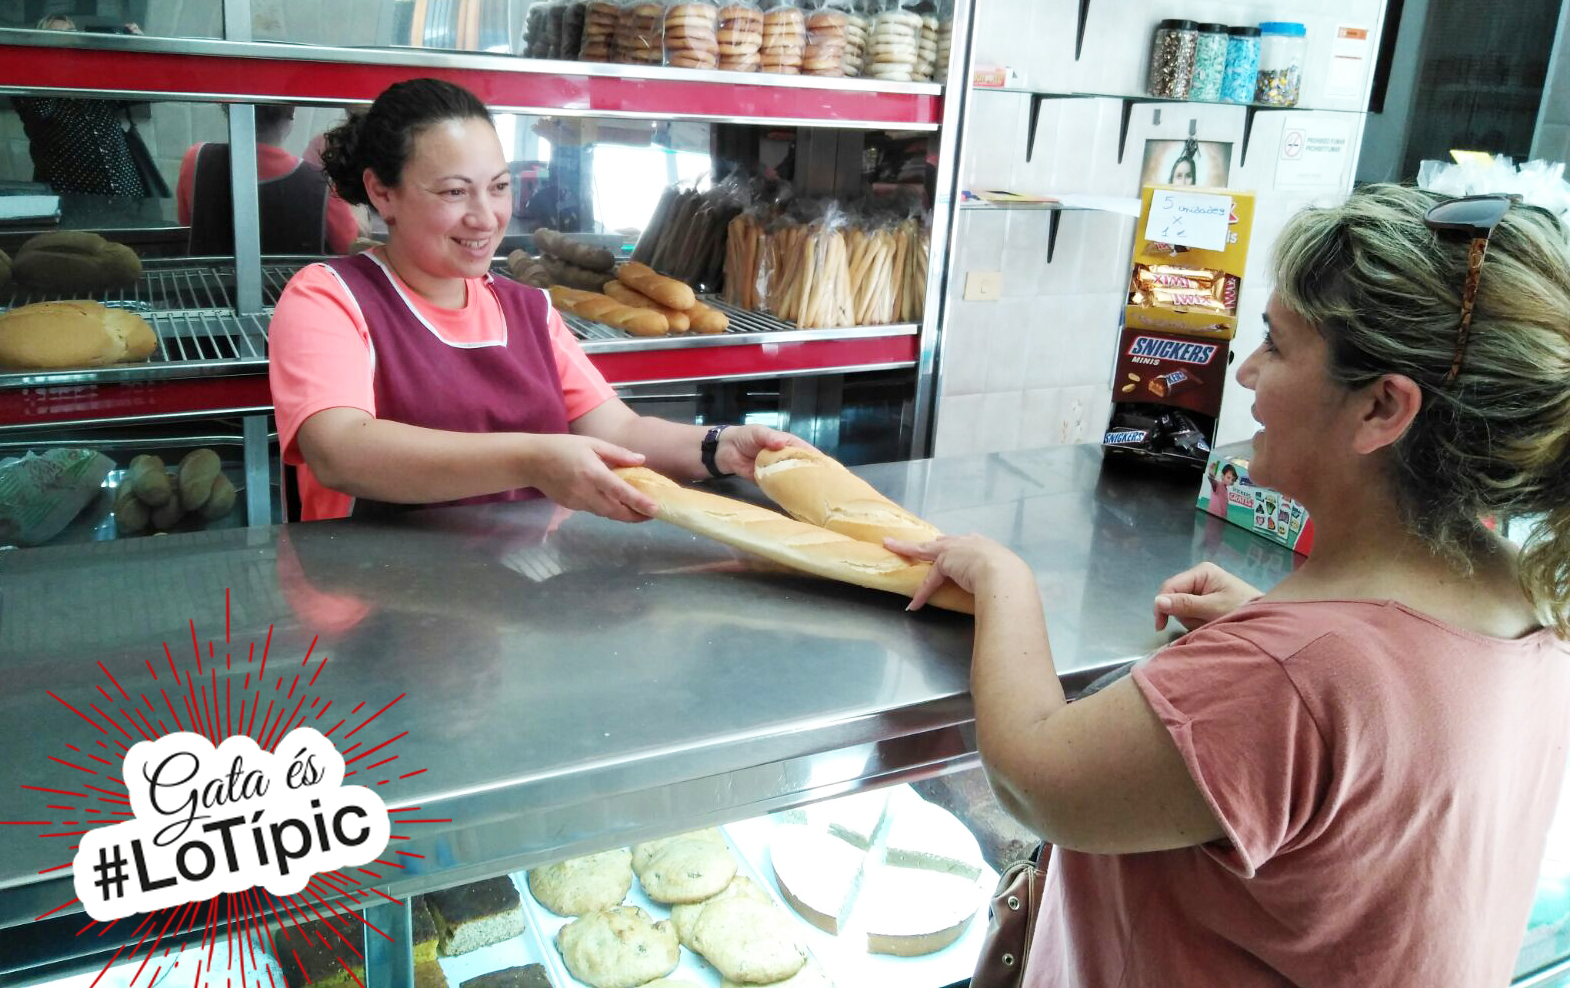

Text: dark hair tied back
xmin=318 ymin=78 xmax=492 ymax=208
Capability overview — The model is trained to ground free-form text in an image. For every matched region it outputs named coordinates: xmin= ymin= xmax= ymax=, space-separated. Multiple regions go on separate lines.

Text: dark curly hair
xmin=318 ymin=78 xmax=492 ymax=208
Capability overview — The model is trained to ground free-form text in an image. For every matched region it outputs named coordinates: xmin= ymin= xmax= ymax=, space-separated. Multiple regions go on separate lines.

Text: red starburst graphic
xmin=6 ymin=590 xmax=446 ymax=988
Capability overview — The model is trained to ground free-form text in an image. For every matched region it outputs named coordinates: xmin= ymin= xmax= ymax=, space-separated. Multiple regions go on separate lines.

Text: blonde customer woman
xmin=893 ymin=184 xmax=1570 ymax=985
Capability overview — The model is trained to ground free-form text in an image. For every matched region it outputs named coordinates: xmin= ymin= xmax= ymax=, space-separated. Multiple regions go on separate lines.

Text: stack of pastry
xmin=613 ymin=1 xmax=665 ymax=64
xmin=845 ymin=226 xmax=898 ymax=326
xmin=717 ymin=3 xmax=763 ymax=70
xmin=759 ymin=4 xmax=805 ymax=74
xmin=802 ymin=8 xmax=846 ymax=76
xmin=867 ymin=8 xmax=919 ymax=81
xmin=840 ymin=10 xmax=868 ymax=76
xmin=722 ymin=213 xmax=764 ymax=311
xmin=892 ymin=217 xmax=928 ymax=323
xmin=934 ymin=16 xmax=951 ymax=77
xmin=664 ymin=2 xmax=719 ymax=68
xmin=579 ymin=0 xmax=618 ymax=59
xmin=912 ymin=13 xmax=939 ymax=80
xmin=764 ymin=223 xmax=852 ymax=329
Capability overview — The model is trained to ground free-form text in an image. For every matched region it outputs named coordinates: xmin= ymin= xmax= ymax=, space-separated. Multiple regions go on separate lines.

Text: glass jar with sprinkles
xmin=1220 ymin=26 xmax=1261 ymax=103
xmin=1188 ymin=22 xmax=1229 ymax=101
xmin=1147 ymin=19 xmax=1198 ymax=99
xmin=1255 ymin=21 xmax=1306 ymax=106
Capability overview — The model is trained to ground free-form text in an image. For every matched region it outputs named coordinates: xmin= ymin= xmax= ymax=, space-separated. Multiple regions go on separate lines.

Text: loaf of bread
xmin=549 ymin=285 xmax=669 ymax=337
xmin=12 ymin=231 xmax=142 ymax=292
xmin=754 ymin=446 xmax=942 ymax=547
xmin=542 ymin=255 xmax=617 ymax=292
xmin=616 ymin=261 xmax=696 ymax=310
xmin=505 ymin=250 xmax=552 ymax=288
xmin=615 ymin=466 xmax=973 ymax=613
xmin=686 ymin=298 xmax=729 ymax=334
xmin=602 ymin=280 xmax=691 ymax=333
xmin=0 ymin=300 xmax=157 ymax=370
xmin=534 ymin=227 xmax=615 ymax=273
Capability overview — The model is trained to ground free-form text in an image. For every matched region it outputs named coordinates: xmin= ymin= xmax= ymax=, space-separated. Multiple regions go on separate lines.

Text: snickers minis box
xmin=1105 ymin=185 xmax=1255 ymax=467
xmin=1196 ymin=441 xmax=1315 ymax=555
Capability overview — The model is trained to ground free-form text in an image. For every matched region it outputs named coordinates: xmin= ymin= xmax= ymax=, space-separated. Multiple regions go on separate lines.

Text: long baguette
xmin=617 ymin=260 xmax=696 ymax=310
xmin=603 ymin=280 xmax=692 ymax=332
xmin=549 ymin=285 xmax=669 ymax=337
xmin=754 ymin=446 xmax=943 ymax=546
xmin=617 ymin=466 xmax=973 ymax=614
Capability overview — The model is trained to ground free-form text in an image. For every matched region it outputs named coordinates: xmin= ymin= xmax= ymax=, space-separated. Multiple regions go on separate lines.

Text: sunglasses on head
xmin=1422 ymin=193 xmax=1520 ymax=383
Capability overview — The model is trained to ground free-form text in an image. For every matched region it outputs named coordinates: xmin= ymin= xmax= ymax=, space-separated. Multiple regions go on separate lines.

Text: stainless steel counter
xmin=0 ymin=444 xmax=1302 ymax=981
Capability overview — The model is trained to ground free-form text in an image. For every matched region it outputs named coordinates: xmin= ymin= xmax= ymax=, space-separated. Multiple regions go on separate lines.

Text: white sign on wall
xmin=1142 ymin=191 xmax=1233 ymax=251
xmin=1325 ymin=25 xmax=1372 ymax=100
xmin=1274 ymin=118 xmax=1353 ymax=190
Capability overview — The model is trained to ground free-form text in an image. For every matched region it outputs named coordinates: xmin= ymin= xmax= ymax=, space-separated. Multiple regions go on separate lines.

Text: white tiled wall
xmin=934 ymin=0 xmax=1385 ymax=458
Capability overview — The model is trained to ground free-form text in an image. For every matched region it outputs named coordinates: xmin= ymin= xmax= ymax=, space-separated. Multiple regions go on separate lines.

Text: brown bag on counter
xmin=970 ymin=842 xmax=1048 ymax=988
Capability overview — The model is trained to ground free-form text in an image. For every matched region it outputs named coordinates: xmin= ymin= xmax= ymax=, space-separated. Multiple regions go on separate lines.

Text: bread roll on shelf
xmin=549 ymin=285 xmax=670 ymax=337
xmin=685 ymin=297 xmax=729 ymax=334
xmin=754 ymin=446 xmax=942 ymax=546
xmin=615 ymin=466 xmax=973 ymax=614
xmin=617 ymin=261 xmax=697 ymax=310
xmin=603 ymin=280 xmax=692 ymax=333
xmin=0 ymin=300 xmax=157 ymax=370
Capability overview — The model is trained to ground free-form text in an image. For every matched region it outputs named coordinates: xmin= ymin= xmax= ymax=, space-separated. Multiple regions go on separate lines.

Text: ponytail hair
xmin=318 ymin=78 xmax=492 ymax=208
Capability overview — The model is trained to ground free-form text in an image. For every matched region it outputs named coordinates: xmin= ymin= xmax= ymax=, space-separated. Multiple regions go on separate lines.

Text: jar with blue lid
xmin=1255 ymin=21 xmax=1307 ymax=106
xmin=1220 ymin=26 xmax=1260 ymax=103
xmin=1188 ymin=23 xmax=1229 ymax=101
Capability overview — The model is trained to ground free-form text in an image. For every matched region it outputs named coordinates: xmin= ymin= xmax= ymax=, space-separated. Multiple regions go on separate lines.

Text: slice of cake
xmin=769 ymin=827 xmax=867 ymax=935
xmin=856 ymin=864 xmax=981 ymax=957
xmin=458 ymin=965 xmax=551 ymax=988
xmin=415 ymin=960 xmax=448 ymax=988
xmin=274 ymin=916 xmax=364 ymax=988
xmin=808 ymin=789 xmax=891 ymax=850
xmin=881 ymin=797 xmax=984 ymax=881
xmin=424 ymin=877 xmax=527 ymax=955
xmin=412 ymin=896 xmax=440 ymax=964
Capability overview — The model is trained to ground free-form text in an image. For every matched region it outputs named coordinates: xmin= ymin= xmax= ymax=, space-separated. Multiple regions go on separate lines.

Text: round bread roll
xmin=0 ymin=300 xmax=157 ymax=370
xmin=12 ymin=231 xmax=142 ymax=292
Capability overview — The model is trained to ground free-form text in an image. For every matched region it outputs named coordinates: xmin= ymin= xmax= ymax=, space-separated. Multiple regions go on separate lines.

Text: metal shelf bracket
xmin=1076 ymin=0 xmax=1092 ymax=60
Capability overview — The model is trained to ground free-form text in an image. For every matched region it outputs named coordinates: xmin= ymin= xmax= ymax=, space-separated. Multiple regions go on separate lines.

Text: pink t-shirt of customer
xmin=1027 ymin=599 xmax=1570 ymax=987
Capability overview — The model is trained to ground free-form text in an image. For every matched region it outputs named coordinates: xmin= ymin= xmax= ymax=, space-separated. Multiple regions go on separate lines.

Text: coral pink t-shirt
xmin=269 ymin=258 xmax=615 ymax=521
xmin=1028 ymin=599 xmax=1570 ymax=987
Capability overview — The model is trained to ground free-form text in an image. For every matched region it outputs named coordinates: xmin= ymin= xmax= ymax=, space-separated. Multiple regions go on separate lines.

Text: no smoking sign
xmin=1282 ymin=129 xmax=1306 ymax=160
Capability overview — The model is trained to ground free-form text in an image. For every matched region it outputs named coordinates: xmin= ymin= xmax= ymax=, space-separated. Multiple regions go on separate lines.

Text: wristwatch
xmin=701 ymin=425 xmax=732 ymax=479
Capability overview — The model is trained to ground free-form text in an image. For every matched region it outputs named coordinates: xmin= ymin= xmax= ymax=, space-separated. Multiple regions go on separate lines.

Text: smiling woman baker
xmin=892 ymin=184 xmax=1570 ymax=985
xmin=269 ymin=79 xmax=799 ymax=521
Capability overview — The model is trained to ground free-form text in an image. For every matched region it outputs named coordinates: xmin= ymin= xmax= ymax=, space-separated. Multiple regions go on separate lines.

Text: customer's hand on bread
xmin=885 ymin=534 xmax=1032 ymax=611
xmin=523 ymin=434 xmax=661 ymax=523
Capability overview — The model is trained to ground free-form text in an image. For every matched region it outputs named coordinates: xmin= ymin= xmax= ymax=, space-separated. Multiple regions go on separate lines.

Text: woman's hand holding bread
xmin=710 ymin=425 xmax=810 ymax=481
xmin=884 ymin=535 xmax=1031 ymax=612
xmin=523 ymin=433 xmax=660 ymax=523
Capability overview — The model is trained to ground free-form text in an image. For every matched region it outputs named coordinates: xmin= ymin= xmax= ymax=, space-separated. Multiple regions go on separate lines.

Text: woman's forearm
xmin=304 ymin=416 xmax=539 ymax=503
xmin=971 ymin=564 xmax=1068 ymax=822
xmin=588 ymin=412 xmax=709 ymax=481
